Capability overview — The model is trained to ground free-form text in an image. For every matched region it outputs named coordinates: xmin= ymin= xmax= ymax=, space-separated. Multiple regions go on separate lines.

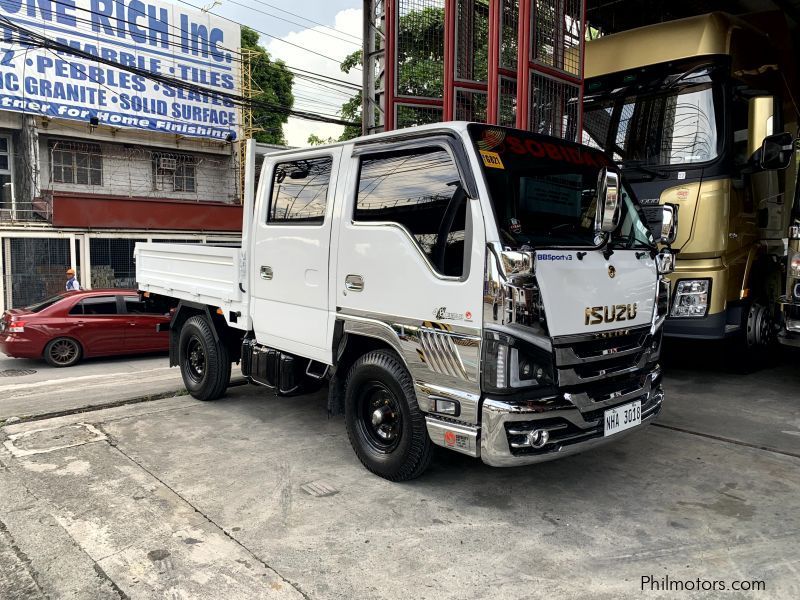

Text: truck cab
xmin=136 ymin=122 xmax=674 ymax=480
xmin=583 ymin=12 xmax=798 ymax=356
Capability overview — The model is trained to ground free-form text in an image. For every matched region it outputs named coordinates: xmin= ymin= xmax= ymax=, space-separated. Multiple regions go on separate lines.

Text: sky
xmin=211 ymin=0 xmax=363 ymax=146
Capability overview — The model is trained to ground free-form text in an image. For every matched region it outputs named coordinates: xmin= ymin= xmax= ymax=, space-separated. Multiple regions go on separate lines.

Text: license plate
xmin=603 ymin=400 xmax=641 ymax=437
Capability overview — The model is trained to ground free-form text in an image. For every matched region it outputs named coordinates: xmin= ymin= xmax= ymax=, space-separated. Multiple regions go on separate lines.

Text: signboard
xmin=0 ymin=0 xmax=241 ymax=141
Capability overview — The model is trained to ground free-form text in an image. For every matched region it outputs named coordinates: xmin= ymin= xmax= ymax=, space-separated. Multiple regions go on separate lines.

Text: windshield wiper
xmin=617 ymin=160 xmax=668 ymax=179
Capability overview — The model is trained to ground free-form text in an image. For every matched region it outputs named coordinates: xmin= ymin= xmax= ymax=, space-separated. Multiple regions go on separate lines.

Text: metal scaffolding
xmin=363 ymin=0 xmax=585 ymax=140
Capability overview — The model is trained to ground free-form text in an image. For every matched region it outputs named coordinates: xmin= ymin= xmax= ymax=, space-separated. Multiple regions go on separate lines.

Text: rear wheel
xmin=345 ymin=350 xmax=432 ymax=481
xmin=178 ymin=315 xmax=231 ymax=401
xmin=44 ymin=337 xmax=82 ymax=368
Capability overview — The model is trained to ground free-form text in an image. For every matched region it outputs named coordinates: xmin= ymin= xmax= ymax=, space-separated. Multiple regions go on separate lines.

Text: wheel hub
xmin=359 ymin=382 xmax=402 ymax=451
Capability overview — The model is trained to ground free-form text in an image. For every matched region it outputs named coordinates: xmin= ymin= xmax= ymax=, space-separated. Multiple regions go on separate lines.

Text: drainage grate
xmin=300 ymin=480 xmax=339 ymax=498
xmin=0 ymin=369 xmax=37 ymax=377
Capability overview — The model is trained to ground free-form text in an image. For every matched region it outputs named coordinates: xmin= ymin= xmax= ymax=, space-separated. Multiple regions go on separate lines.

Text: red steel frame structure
xmin=363 ymin=0 xmax=585 ymax=140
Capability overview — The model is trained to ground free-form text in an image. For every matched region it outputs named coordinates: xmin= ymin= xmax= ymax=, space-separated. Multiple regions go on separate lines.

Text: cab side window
xmin=354 ymin=147 xmax=467 ymax=277
xmin=268 ymin=157 xmax=332 ymax=225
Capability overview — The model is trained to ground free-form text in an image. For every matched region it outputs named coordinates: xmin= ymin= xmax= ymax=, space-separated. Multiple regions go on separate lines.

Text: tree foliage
xmin=241 ymin=26 xmax=294 ymax=145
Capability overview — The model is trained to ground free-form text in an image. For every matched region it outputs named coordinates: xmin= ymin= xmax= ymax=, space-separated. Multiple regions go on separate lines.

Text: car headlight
xmin=482 ymin=330 xmax=555 ymax=394
xmin=790 ymin=252 xmax=800 ymax=277
xmin=793 ymin=282 xmax=800 ymax=300
xmin=671 ymin=279 xmax=710 ymax=318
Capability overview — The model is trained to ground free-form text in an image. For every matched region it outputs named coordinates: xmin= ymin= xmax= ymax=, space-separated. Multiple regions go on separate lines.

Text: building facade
xmin=0 ymin=0 xmax=257 ymax=312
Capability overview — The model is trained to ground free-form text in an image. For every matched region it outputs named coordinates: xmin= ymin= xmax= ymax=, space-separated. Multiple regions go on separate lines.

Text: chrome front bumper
xmin=479 ymin=382 xmax=663 ymax=467
xmin=424 ymin=368 xmax=664 ymax=466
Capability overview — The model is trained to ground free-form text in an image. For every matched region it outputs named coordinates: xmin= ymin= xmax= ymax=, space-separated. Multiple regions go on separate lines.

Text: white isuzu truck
xmin=136 ymin=122 xmax=677 ymax=481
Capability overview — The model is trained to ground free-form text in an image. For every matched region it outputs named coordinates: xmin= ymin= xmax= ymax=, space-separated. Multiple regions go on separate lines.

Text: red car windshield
xmin=24 ymin=293 xmax=71 ymax=313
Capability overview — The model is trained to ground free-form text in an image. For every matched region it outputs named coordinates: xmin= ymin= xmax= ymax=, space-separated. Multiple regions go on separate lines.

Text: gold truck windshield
xmin=583 ymin=61 xmax=724 ymax=168
xmin=467 ymin=124 xmax=654 ymax=249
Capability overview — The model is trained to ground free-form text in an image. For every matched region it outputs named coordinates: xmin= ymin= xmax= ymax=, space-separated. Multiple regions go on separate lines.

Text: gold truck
xmin=583 ymin=12 xmax=798 ymax=354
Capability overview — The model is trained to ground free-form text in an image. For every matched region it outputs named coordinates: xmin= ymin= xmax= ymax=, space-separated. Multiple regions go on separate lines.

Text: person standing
xmin=65 ymin=268 xmax=81 ymax=291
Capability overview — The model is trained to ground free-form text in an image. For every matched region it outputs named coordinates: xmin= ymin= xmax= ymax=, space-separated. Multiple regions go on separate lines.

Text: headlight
xmin=793 ymin=282 xmax=800 ymax=300
xmin=790 ymin=253 xmax=800 ymax=277
xmin=482 ymin=330 xmax=554 ymax=394
xmin=671 ymin=279 xmax=710 ymax=317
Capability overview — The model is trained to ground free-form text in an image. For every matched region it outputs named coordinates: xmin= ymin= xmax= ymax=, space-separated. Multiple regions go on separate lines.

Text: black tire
xmin=178 ymin=315 xmax=231 ymax=401
xmin=44 ymin=337 xmax=82 ymax=368
xmin=344 ymin=349 xmax=433 ymax=481
xmin=728 ymin=301 xmax=775 ymax=369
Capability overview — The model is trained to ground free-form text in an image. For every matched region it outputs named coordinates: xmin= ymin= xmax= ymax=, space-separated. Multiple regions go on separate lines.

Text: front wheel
xmin=345 ymin=350 xmax=433 ymax=481
xmin=178 ymin=315 xmax=231 ymax=401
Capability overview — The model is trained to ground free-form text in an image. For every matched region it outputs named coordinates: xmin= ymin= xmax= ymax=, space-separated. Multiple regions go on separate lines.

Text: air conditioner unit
xmin=158 ymin=157 xmax=177 ymax=171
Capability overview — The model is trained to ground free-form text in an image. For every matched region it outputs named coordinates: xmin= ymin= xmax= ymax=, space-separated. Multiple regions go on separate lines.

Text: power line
xmin=16 ymin=0 xmax=360 ymax=93
xmin=247 ymin=0 xmax=362 ymax=43
xmin=223 ymin=0 xmax=361 ymax=47
xmin=176 ymin=0 xmax=361 ymax=70
xmin=1 ymin=19 xmax=358 ymax=127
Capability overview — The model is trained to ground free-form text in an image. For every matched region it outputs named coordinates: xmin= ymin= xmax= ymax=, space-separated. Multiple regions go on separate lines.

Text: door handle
xmin=344 ymin=274 xmax=364 ymax=292
xmin=260 ymin=265 xmax=273 ymax=280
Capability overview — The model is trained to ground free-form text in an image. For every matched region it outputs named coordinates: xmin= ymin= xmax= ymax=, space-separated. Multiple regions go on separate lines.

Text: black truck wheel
xmin=345 ymin=349 xmax=433 ymax=481
xmin=178 ymin=315 xmax=231 ymax=401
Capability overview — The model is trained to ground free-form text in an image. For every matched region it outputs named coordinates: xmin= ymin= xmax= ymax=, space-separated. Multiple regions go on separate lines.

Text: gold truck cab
xmin=583 ymin=13 xmax=798 ymax=354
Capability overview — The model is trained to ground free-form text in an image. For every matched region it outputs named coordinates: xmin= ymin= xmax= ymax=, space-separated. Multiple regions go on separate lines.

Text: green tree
xmin=241 ymin=26 xmax=294 ymax=145
xmin=307 ymin=133 xmax=336 ymax=145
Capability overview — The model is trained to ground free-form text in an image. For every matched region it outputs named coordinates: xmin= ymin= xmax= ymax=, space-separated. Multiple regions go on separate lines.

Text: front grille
xmin=554 ymin=326 xmax=659 ymax=389
xmin=567 ymin=328 xmax=649 ymax=360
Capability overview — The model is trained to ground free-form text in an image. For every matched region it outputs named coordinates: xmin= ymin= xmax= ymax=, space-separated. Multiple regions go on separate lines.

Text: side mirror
xmin=596 ymin=168 xmax=621 ymax=233
xmin=760 ymin=132 xmax=794 ymax=170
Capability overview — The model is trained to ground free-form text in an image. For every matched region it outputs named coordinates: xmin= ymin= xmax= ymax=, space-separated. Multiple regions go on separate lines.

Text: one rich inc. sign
xmin=0 ymin=0 xmax=241 ymax=140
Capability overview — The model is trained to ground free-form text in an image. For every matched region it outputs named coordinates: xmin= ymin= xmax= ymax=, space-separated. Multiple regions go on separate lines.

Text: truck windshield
xmin=583 ymin=60 xmax=725 ymax=168
xmin=468 ymin=124 xmax=654 ymax=249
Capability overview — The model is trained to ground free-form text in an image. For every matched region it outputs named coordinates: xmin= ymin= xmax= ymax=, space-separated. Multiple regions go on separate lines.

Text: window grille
xmin=152 ymin=152 xmax=197 ymax=192
xmin=49 ymin=141 xmax=102 ymax=186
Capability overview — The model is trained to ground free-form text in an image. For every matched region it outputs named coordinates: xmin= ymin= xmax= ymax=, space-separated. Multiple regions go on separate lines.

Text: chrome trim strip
xmin=557 ymin=352 xmax=649 ymax=386
xmin=564 ymin=375 xmax=652 ymax=411
xmin=552 ymin=324 xmax=651 ymax=346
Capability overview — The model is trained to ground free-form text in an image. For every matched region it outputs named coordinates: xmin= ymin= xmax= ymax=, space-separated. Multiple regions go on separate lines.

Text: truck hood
xmin=534 ymin=249 xmax=656 ymax=338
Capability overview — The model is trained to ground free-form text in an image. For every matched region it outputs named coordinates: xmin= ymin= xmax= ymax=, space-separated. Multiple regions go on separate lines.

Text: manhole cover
xmin=0 ymin=369 xmax=37 ymax=377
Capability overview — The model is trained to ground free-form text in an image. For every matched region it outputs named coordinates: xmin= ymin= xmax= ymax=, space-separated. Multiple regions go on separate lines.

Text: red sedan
xmin=0 ymin=290 xmax=170 ymax=367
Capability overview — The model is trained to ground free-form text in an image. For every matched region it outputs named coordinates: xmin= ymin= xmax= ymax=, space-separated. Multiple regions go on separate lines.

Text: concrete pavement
xmin=1 ymin=342 xmax=799 ymax=599
xmin=0 ymin=353 xmax=182 ymax=422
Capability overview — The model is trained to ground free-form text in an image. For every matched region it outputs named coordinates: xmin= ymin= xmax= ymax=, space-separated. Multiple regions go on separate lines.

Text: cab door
xmin=250 ymin=148 xmax=343 ymax=363
xmin=335 ymin=138 xmax=486 ymax=342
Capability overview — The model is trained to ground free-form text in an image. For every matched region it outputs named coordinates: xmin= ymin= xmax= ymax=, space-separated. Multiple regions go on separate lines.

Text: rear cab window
xmin=267 ymin=157 xmax=333 ymax=225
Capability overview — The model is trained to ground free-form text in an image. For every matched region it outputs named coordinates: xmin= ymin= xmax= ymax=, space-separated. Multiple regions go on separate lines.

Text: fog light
xmin=671 ymin=279 xmax=710 ymax=317
xmin=527 ymin=429 xmax=550 ymax=449
xmin=432 ymin=398 xmax=460 ymax=416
